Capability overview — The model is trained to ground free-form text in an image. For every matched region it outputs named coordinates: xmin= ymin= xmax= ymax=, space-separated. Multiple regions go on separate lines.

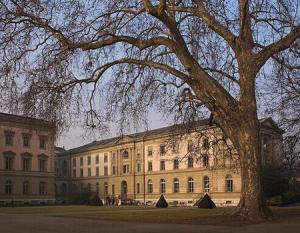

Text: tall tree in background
xmin=267 ymin=51 xmax=300 ymax=188
xmin=1 ymin=0 xmax=300 ymax=221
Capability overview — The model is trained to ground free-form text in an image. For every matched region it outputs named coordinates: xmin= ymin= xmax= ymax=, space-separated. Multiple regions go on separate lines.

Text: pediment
xmin=115 ymin=135 xmax=133 ymax=144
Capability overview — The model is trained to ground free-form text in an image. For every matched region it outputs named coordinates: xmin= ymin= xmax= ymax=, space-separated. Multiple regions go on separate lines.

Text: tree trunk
xmin=231 ymin=120 xmax=272 ymax=221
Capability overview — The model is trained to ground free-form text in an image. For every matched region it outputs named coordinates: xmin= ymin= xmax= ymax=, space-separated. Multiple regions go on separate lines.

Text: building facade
xmin=0 ymin=113 xmax=56 ymax=206
xmin=55 ymin=118 xmax=283 ymax=206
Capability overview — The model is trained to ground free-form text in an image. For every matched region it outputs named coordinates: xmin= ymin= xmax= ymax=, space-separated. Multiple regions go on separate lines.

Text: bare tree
xmin=1 ymin=0 xmax=300 ymax=221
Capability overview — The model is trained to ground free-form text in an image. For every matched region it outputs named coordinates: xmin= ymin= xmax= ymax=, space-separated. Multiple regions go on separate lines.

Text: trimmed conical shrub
xmin=197 ymin=194 xmax=216 ymax=209
xmin=156 ymin=195 xmax=168 ymax=208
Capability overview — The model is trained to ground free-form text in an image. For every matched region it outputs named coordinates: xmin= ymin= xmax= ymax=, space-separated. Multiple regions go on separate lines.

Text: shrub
xmin=267 ymin=195 xmax=283 ymax=206
xmin=156 ymin=195 xmax=168 ymax=208
xmin=282 ymin=192 xmax=300 ymax=205
xmin=197 ymin=194 xmax=216 ymax=209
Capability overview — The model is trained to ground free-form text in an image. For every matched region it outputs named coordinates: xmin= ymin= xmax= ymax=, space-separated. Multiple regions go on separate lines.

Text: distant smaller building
xmin=0 ymin=113 xmax=56 ymax=206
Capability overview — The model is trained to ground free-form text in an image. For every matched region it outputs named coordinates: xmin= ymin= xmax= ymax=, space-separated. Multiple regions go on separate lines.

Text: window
xmin=123 ymin=164 xmax=129 ymax=174
xmin=5 ymin=157 xmax=13 ymax=170
xmin=96 ymin=182 xmax=99 ymax=194
xmin=104 ymin=182 xmax=108 ymax=195
xmin=123 ymin=150 xmax=129 ymax=159
xmin=80 ymin=168 xmax=83 ymax=177
xmin=87 ymin=156 xmax=91 ymax=165
xmin=112 ymin=184 xmax=115 ymax=195
xmin=160 ymin=160 xmax=165 ymax=171
xmin=160 ymin=145 xmax=166 ymax=155
xmin=104 ymin=153 xmax=108 ymax=163
xmin=5 ymin=180 xmax=12 ymax=195
xmin=148 ymin=146 xmax=153 ymax=156
xmin=112 ymin=166 xmax=116 ymax=175
xmin=187 ymin=140 xmax=193 ymax=152
xmin=87 ymin=183 xmax=91 ymax=192
xmin=23 ymin=181 xmax=29 ymax=195
xmin=173 ymin=178 xmax=179 ymax=193
xmin=39 ymin=182 xmax=46 ymax=195
xmin=188 ymin=177 xmax=194 ymax=193
xmin=203 ymin=155 xmax=209 ymax=167
xmin=104 ymin=166 xmax=108 ymax=176
xmin=173 ymin=159 xmax=179 ymax=169
xmin=226 ymin=175 xmax=233 ymax=192
xmin=22 ymin=158 xmax=31 ymax=171
xmin=39 ymin=159 xmax=47 ymax=172
xmin=80 ymin=157 xmax=83 ymax=166
xmin=72 ymin=158 xmax=76 ymax=167
xmin=72 ymin=169 xmax=76 ymax=178
xmin=39 ymin=136 xmax=47 ymax=149
xmin=4 ymin=132 xmax=14 ymax=146
xmin=62 ymin=160 xmax=67 ymax=176
xmin=147 ymin=180 xmax=153 ymax=193
xmin=137 ymin=183 xmax=140 ymax=194
xmin=72 ymin=183 xmax=77 ymax=193
xmin=203 ymin=138 xmax=209 ymax=150
xmin=137 ymin=163 xmax=141 ymax=173
xmin=95 ymin=155 xmax=99 ymax=164
xmin=112 ymin=153 xmax=116 ymax=162
xmin=160 ymin=179 xmax=166 ymax=193
xmin=96 ymin=167 xmax=99 ymax=176
xmin=172 ymin=141 xmax=179 ymax=153
xmin=88 ymin=168 xmax=91 ymax=177
xmin=188 ymin=156 xmax=194 ymax=168
xmin=204 ymin=176 xmax=210 ymax=193
xmin=148 ymin=161 xmax=153 ymax=172
xmin=22 ymin=134 xmax=31 ymax=147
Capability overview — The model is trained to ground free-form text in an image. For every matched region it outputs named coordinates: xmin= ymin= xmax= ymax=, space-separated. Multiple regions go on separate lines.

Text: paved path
xmin=1 ymin=213 xmax=300 ymax=233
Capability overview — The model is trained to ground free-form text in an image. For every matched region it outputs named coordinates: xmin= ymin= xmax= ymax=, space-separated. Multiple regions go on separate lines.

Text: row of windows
xmin=3 ymin=132 xmax=47 ymax=149
xmin=146 ymin=176 xmax=233 ymax=194
xmin=94 ymin=176 xmax=233 ymax=196
xmin=71 ymin=155 xmax=210 ymax=177
xmin=148 ymin=156 xmax=209 ymax=172
xmin=3 ymin=155 xmax=48 ymax=172
xmin=4 ymin=180 xmax=47 ymax=195
xmin=73 ymin=154 xmax=108 ymax=167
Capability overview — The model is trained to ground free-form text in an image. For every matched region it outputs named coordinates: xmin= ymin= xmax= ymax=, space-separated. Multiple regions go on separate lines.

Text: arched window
xmin=203 ymin=176 xmax=210 ymax=193
xmin=123 ymin=150 xmax=129 ymax=159
xmin=226 ymin=175 xmax=233 ymax=192
xmin=72 ymin=183 xmax=77 ymax=193
xmin=39 ymin=182 xmax=46 ymax=195
xmin=173 ymin=178 xmax=179 ymax=193
xmin=160 ymin=179 xmax=166 ymax=193
xmin=96 ymin=182 xmax=99 ymax=194
xmin=104 ymin=182 xmax=108 ymax=195
xmin=188 ymin=177 xmax=194 ymax=193
xmin=147 ymin=180 xmax=153 ymax=193
xmin=5 ymin=180 xmax=12 ymax=195
xmin=23 ymin=181 xmax=29 ymax=195
xmin=203 ymin=155 xmax=209 ymax=167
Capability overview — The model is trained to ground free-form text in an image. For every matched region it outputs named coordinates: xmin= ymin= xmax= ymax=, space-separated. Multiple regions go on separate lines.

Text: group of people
xmin=105 ymin=195 xmax=122 ymax=206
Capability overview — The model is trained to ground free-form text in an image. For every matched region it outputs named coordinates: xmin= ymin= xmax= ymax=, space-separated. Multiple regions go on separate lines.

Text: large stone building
xmin=0 ymin=113 xmax=56 ymax=206
xmin=55 ymin=118 xmax=283 ymax=206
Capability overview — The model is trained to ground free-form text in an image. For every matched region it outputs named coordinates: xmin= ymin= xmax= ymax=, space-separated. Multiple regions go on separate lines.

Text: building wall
xmin=0 ymin=114 xmax=55 ymax=206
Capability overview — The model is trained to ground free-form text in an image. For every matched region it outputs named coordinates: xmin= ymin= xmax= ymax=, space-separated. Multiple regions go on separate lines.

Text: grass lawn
xmin=1 ymin=205 xmax=300 ymax=226
xmin=0 ymin=205 xmax=153 ymax=214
